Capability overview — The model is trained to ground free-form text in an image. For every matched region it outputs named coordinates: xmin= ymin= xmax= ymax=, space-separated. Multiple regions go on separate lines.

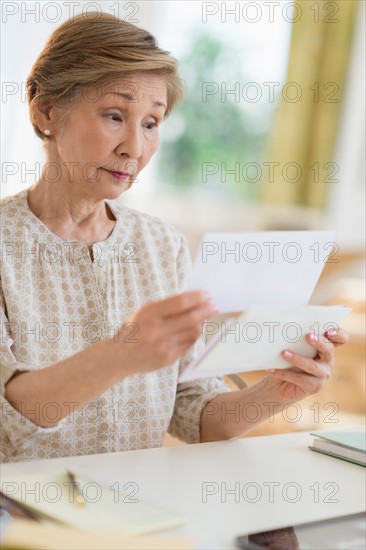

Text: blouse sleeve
xmin=0 ymin=285 xmax=64 ymax=455
xmin=167 ymin=234 xmax=231 ymax=444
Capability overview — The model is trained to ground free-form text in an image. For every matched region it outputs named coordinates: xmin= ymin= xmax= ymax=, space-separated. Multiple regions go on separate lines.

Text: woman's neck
xmin=27 ymin=180 xmax=116 ymax=244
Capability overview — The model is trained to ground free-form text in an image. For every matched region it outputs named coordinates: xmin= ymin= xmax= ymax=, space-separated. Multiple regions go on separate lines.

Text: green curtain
xmin=261 ymin=0 xmax=358 ymax=208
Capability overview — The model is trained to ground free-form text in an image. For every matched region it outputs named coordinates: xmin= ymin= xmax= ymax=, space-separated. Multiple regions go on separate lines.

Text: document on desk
xmin=2 ymin=519 xmax=194 ymax=550
xmin=178 ymin=305 xmax=351 ymax=382
xmin=186 ymin=231 xmax=336 ymax=313
xmin=0 ymin=471 xmax=187 ymax=536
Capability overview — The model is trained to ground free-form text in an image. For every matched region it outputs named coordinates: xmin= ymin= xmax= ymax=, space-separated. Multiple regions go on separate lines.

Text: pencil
xmin=66 ymin=470 xmax=86 ymax=507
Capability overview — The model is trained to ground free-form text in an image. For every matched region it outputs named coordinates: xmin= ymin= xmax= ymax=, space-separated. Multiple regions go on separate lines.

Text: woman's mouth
xmin=103 ymin=169 xmax=129 ymax=181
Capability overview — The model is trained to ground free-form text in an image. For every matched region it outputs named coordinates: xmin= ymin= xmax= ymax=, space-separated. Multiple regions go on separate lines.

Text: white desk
xmin=1 ymin=431 xmax=365 ymax=549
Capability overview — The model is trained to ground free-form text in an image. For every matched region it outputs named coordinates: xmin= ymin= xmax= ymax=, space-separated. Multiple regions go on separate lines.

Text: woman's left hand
xmin=266 ymin=328 xmax=350 ymax=402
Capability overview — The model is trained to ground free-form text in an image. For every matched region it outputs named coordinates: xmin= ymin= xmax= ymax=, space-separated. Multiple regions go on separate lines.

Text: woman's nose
xmin=116 ymin=125 xmax=142 ymax=160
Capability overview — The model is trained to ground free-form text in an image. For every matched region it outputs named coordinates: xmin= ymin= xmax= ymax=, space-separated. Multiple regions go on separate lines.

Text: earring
xmin=44 ymin=129 xmax=51 ymax=136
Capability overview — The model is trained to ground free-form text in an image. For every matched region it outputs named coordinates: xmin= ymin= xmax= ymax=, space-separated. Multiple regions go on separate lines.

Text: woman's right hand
xmin=114 ymin=291 xmax=218 ymax=374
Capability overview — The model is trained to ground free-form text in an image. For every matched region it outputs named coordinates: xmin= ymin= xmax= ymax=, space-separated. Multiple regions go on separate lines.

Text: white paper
xmin=186 ymin=231 xmax=336 ymax=313
xmin=0 ymin=471 xmax=187 ymax=535
xmin=178 ymin=305 xmax=351 ymax=382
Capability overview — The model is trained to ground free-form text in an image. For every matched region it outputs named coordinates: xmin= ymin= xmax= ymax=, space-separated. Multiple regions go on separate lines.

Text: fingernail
xmin=327 ymin=329 xmax=337 ymax=337
xmin=309 ymin=333 xmax=317 ymax=341
xmin=283 ymin=350 xmax=293 ymax=359
xmin=266 ymin=369 xmax=276 ymax=374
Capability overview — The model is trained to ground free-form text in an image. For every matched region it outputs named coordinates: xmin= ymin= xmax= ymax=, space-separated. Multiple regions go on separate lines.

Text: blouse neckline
xmin=19 ymin=187 xmax=123 ymax=249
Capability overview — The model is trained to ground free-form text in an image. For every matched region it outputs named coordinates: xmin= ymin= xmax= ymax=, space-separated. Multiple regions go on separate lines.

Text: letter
xmin=42 ymin=482 xmax=62 ymax=503
xmin=202 ymin=162 xmax=219 ymax=183
xmin=221 ymin=81 xmax=240 ymax=103
xmin=241 ymin=242 xmax=262 ymax=263
xmin=242 ymin=83 xmax=262 ymax=103
xmin=1 ymin=82 xmax=19 ymax=102
xmin=263 ymin=241 xmax=280 ymax=263
xmin=82 ymin=322 xmax=102 ymax=344
xmin=282 ymin=482 xmax=302 ymax=502
xmin=242 ymin=402 xmax=261 ymax=422
xmin=263 ymin=321 xmax=280 ymax=343
xmin=282 ymin=82 xmax=302 ymax=103
xmin=263 ymin=81 xmax=281 ymax=103
xmin=263 ymin=481 xmax=280 ymax=503
xmin=242 ymin=322 xmax=262 ymax=343
xmin=220 ymin=241 xmax=240 ymax=263
xmin=21 ymin=161 xmax=41 ymax=183
xmin=263 ymin=401 xmax=280 ymax=423
xmin=82 ymin=481 xmax=102 ymax=503
xmin=242 ymin=482 xmax=262 ymax=503
xmin=42 ymin=2 xmax=62 ymax=22
xmin=283 ymin=1 xmax=302 ymax=23
xmin=20 ymin=322 xmax=41 ymax=344
xmin=221 ymin=321 xmax=240 ymax=343
xmin=242 ymin=162 xmax=262 ymax=183
xmin=263 ymin=161 xmax=280 ymax=183
xmin=20 ymin=241 xmax=40 ymax=264
xmin=282 ymin=403 xmax=302 ymax=423
xmin=201 ymin=401 xmax=219 ymax=423
xmin=241 ymin=1 xmax=262 ymax=23
xmin=220 ymin=162 xmax=241 ymax=183
xmin=282 ymin=162 xmax=302 ymax=183
xmin=63 ymin=161 xmax=79 ymax=181
xmin=220 ymin=401 xmax=240 ymax=423
xmin=221 ymin=481 xmax=240 ymax=503
xmin=282 ymin=242 xmax=302 ymax=263
xmin=221 ymin=2 xmax=241 ymax=23
xmin=202 ymin=482 xmax=219 ymax=502
xmin=41 ymin=243 xmax=62 ymax=264
xmin=263 ymin=2 xmax=280 ymax=23
xmin=1 ymin=482 xmax=19 ymax=498
xmin=42 ymin=402 xmax=62 ymax=423
xmin=2 ymin=2 xmax=19 ymax=23
xmin=1 ymin=161 xmax=19 ymax=183
xmin=41 ymin=322 xmax=62 ymax=343
xmin=201 ymin=241 xmax=219 ymax=262
xmin=202 ymin=321 xmax=219 ymax=343
xmin=201 ymin=82 xmax=219 ymax=101
xmin=63 ymin=2 xmax=80 ymax=19
xmin=21 ymin=1 xmax=40 ymax=23
xmin=1 ymin=321 xmax=19 ymax=344
xmin=1 ymin=242 xmax=18 ymax=263
xmin=282 ymin=322 xmax=302 ymax=343
xmin=21 ymin=481 xmax=40 ymax=503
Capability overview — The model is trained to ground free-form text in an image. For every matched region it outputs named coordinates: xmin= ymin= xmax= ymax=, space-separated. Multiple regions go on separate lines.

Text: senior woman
xmin=0 ymin=13 xmax=348 ymax=463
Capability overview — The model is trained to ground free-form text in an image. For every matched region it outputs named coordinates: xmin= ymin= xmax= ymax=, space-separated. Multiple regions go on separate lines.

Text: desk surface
xmin=1 ymin=431 xmax=365 ymax=549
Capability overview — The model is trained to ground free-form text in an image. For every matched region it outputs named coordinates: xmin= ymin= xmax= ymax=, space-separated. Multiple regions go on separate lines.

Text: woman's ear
xmin=34 ymin=100 xmax=54 ymax=134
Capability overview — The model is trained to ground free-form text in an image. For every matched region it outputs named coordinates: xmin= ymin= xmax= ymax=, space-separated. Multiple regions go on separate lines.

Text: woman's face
xmin=45 ymin=73 xmax=167 ymax=200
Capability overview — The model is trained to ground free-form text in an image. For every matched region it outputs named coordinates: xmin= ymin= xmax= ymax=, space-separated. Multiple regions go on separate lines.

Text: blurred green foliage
xmin=158 ymin=33 xmax=271 ymax=199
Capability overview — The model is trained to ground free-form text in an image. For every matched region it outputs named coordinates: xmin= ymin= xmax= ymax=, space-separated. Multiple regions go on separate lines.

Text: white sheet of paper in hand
xmin=186 ymin=231 xmax=336 ymax=313
xmin=178 ymin=305 xmax=351 ymax=382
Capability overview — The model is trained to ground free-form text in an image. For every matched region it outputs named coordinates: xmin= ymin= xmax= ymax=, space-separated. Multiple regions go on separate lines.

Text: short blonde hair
xmin=27 ymin=12 xmax=184 ymax=140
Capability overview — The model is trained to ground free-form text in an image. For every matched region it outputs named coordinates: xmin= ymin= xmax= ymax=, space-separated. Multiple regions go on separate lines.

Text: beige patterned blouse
xmin=0 ymin=188 xmax=230 ymax=463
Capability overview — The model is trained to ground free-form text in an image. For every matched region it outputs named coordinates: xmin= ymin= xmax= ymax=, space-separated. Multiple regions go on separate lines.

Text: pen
xmin=66 ymin=470 xmax=86 ymax=507
xmin=0 ymin=490 xmax=41 ymax=521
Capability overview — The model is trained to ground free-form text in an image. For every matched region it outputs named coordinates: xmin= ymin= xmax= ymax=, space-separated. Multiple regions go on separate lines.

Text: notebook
xmin=0 ymin=470 xmax=188 ymax=536
xmin=309 ymin=428 xmax=366 ymax=467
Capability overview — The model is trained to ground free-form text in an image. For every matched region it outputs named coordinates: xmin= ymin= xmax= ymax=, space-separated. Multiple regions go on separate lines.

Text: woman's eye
xmin=107 ymin=113 xmax=122 ymax=122
xmin=146 ymin=121 xmax=158 ymax=130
